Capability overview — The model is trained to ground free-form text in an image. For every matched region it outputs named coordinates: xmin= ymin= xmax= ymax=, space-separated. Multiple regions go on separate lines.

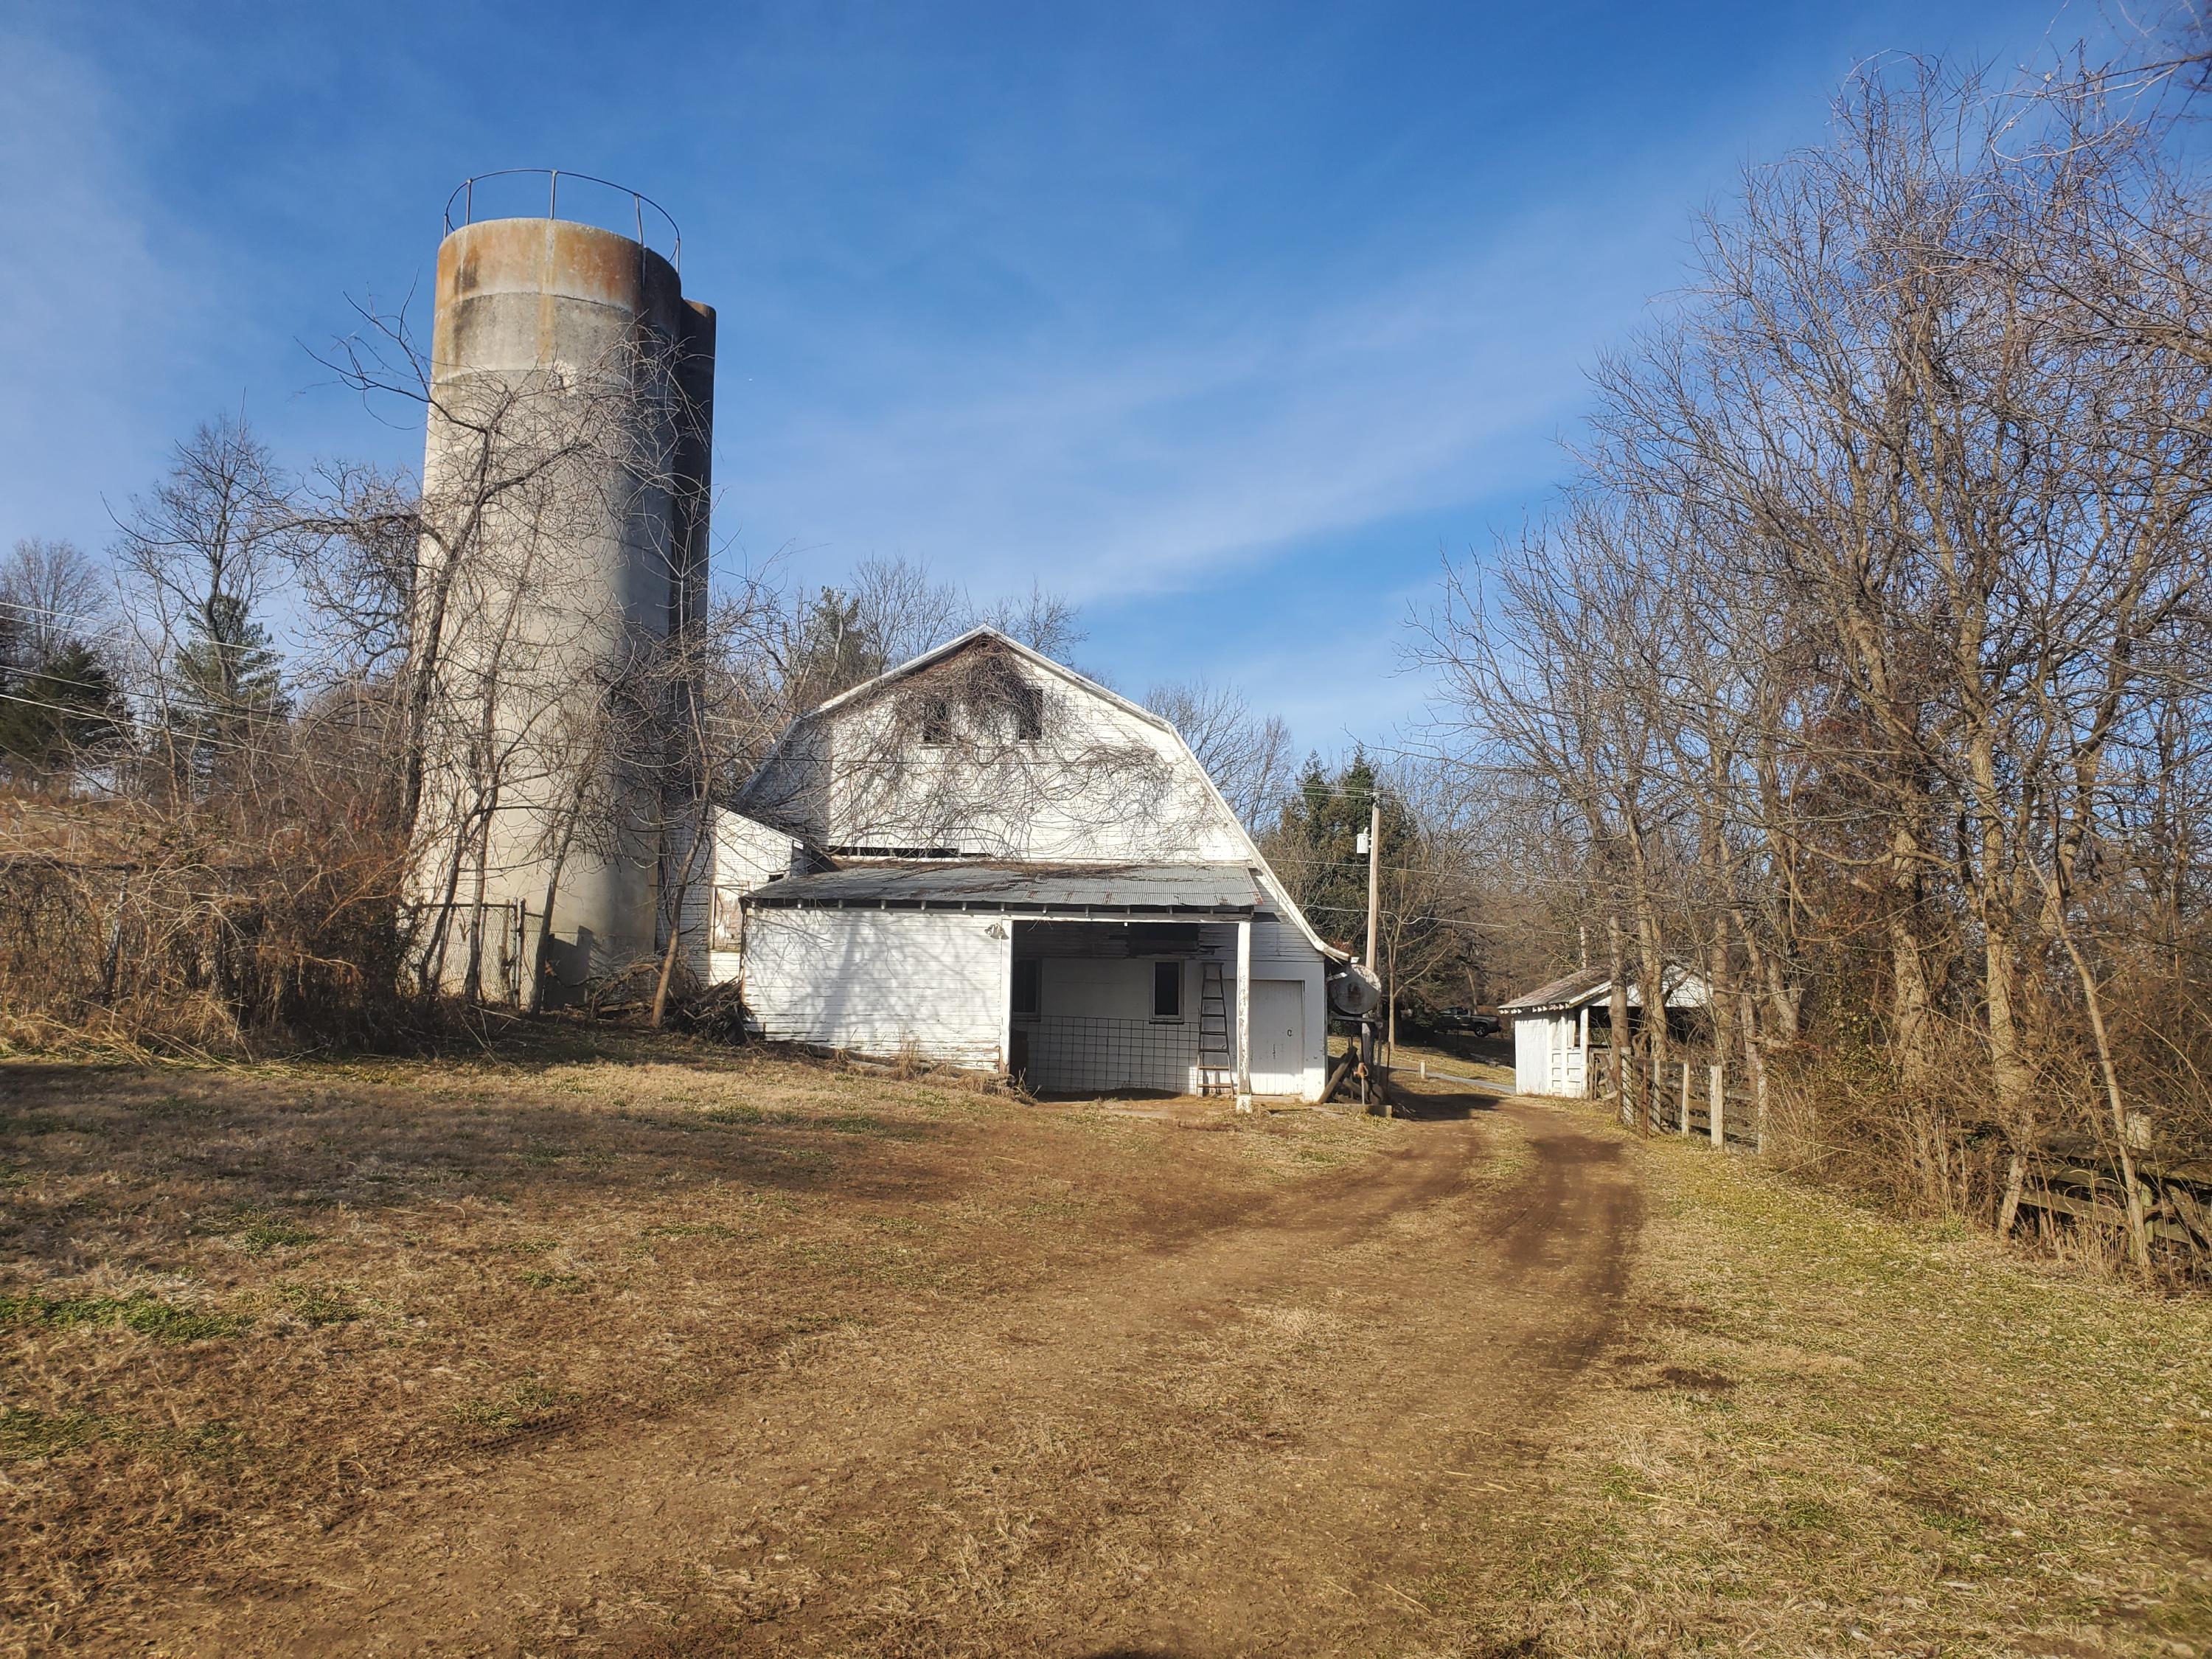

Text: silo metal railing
xmin=442 ymin=169 xmax=682 ymax=272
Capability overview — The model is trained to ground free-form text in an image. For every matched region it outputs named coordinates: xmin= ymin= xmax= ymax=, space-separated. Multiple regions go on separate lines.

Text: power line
xmin=0 ymin=686 xmax=406 ymax=787
xmin=1299 ymin=902 xmax=1527 ymax=933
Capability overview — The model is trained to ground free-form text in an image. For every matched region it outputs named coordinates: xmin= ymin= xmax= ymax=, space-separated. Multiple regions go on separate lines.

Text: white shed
xmin=1500 ymin=964 xmax=1711 ymax=1098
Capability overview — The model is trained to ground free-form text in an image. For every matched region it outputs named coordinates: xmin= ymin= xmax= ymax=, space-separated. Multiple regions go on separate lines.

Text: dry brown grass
xmin=1430 ymin=1099 xmax=2212 ymax=1657
xmin=9 ymin=1038 xmax=2208 ymax=1656
xmin=0 ymin=1028 xmax=1388 ymax=1651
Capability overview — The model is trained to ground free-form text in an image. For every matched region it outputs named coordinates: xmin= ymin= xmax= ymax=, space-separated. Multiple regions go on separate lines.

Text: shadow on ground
xmin=1395 ymin=1085 xmax=1504 ymax=1121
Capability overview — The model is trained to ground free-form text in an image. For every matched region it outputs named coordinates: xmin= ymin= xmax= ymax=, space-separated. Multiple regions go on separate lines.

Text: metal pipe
xmin=440 ymin=171 xmax=684 ymax=268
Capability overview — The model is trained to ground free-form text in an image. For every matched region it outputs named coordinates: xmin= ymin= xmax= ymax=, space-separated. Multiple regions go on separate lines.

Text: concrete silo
xmin=412 ymin=175 xmax=714 ymax=1001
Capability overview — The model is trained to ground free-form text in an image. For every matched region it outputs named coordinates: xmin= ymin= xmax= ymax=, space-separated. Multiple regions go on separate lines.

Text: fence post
xmin=1679 ymin=1062 xmax=1692 ymax=1137
xmin=1614 ymin=1048 xmax=1629 ymax=1126
xmin=1754 ymin=1065 xmax=1768 ymax=1155
xmin=96 ymin=874 xmax=129 ymax=1006
xmin=1708 ymin=1065 xmax=1723 ymax=1147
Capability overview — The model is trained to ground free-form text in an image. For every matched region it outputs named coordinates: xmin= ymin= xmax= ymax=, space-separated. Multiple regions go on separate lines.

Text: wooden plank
xmin=2017 ymin=1189 xmax=2197 ymax=1247
xmin=1319 ymin=1051 xmax=1354 ymax=1105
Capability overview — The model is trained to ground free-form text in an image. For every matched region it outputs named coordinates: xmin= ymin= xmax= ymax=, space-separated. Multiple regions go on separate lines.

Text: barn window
xmin=919 ymin=695 xmax=952 ymax=745
xmin=1012 ymin=684 xmax=1044 ymax=741
xmin=1012 ymin=959 xmax=1041 ymax=1018
xmin=1151 ymin=961 xmax=1183 ymax=1021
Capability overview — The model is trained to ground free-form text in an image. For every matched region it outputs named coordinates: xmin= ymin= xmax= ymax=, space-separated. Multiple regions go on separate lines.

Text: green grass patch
xmin=642 ymin=1221 xmax=746 ymax=1242
xmin=1 ymin=1290 xmax=251 ymax=1341
xmin=131 ymin=1093 xmax=217 ymax=1119
xmin=234 ymin=1210 xmax=319 ymax=1254
xmin=1771 ymin=1495 xmax=1842 ymax=1533
xmin=698 ymin=1102 xmax=926 ymax=1139
xmin=0 ymin=1405 xmax=239 ymax=1463
xmin=454 ymin=1374 xmax=573 ymax=1434
xmin=0 ymin=1405 xmax=100 ymax=1460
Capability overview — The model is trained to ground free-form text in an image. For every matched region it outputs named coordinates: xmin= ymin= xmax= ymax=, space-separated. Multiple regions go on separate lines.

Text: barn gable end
xmin=704 ymin=630 xmax=1352 ymax=1102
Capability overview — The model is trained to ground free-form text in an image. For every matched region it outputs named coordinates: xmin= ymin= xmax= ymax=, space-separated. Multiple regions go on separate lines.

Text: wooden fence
xmin=1591 ymin=1048 xmax=2212 ymax=1266
xmin=1599 ymin=1050 xmax=1764 ymax=1152
xmin=2006 ymin=1149 xmax=2212 ymax=1259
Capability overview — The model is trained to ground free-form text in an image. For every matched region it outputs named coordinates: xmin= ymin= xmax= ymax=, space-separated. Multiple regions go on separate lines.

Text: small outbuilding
xmin=1499 ymin=964 xmax=1710 ymax=1098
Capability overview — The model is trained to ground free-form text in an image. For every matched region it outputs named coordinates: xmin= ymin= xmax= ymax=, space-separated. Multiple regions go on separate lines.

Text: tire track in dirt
xmin=1060 ymin=1096 xmax=1639 ymax=1659
xmin=170 ymin=1096 xmax=1638 ymax=1658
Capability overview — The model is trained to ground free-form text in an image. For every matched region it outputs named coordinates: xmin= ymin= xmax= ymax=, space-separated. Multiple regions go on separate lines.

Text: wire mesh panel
xmin=1019 ymin=1015 xmax=1202 ymax=1096
xmin=406 ymin=900 xmax=527 ymax=1004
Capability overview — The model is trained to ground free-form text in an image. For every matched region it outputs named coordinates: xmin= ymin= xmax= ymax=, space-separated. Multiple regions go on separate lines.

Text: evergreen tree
xmin=1265 ymin=751 xmax=1412 ymax=950
xmin=0 ymin=640 xmax=126 ymax=784
xmin=165 ymin=593 xmax=288 ymax=788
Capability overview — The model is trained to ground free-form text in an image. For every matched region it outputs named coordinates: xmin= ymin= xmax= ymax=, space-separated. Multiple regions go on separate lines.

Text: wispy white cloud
xmin=3 ymin=0 xmax=2074 ymax=770
xmin=0 ymin=28 xmax=221 ymax=560
xmin=720 ymin=185 xmax=1674 ymax=612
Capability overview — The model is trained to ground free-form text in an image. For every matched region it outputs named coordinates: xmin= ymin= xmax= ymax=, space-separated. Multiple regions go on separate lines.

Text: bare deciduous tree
xmin=0 ymin=538 xmax=111 ymax=667
xmin=1416 ymin=58 xmax=2212 ymax=1253
xmin=1144 ymin=677 xmax=1294 ymax=829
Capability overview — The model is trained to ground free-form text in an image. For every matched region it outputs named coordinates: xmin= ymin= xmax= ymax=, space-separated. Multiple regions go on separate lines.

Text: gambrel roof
xmin=798 ymin=625 xmax=1175 ymax=734
xmin=731 ymin=627 xmax=1352 ymax=965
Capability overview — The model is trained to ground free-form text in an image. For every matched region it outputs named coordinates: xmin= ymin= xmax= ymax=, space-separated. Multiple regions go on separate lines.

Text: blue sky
xmin=1 ymin=0 xmax=2104 ymax=756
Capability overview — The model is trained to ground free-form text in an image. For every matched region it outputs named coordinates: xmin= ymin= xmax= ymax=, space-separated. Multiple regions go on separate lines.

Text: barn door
xmin=1250 ymin=980 xmax=1305 ymax=1096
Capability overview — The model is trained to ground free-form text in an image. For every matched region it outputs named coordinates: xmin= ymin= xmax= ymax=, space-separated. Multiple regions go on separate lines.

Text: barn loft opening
xmin=919 ymin=696 xmax=952 ymax=745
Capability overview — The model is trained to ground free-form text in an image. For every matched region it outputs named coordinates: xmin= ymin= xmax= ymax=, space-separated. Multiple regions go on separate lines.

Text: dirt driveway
xmin=164 ymin=1091 xmax=1638 ymax=1658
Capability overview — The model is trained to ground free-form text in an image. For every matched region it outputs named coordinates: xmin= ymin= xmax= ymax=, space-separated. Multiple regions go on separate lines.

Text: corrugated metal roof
xmin=1500 ymin=963 xmax=1711 ymax=1013
xmin=1499 ymin=965 xmax=1612 ymax=1012
xmin=745 ymin=860 xmax=1275 ymax=916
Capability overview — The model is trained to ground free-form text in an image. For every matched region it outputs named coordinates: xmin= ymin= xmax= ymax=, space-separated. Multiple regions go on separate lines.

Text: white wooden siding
xmin=1514 ymin=1014 xmax=1590 ymax=1098
xmin=742 ymin=661 xmax=1249 ymax=867
xmin=742 ymin=908 xmax=1009 ymax=1069
xmin=1249 ymin=917 xmax=1306 ymax=963
xmin=682 ymin=810 xmax=798 ymax=985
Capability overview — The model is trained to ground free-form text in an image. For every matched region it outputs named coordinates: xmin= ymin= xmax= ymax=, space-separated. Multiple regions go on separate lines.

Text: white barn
xmin=1500 ymin=964 xmax=1710 ymax=1098
xmin=687 ymin=629 xmax=1366 ymax=1105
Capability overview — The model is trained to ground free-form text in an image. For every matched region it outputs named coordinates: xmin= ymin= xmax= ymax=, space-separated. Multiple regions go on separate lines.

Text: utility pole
xmin=1361 ymin=800 xmax=1382 ymax=1112
xmin=1365 ymin=801 xmax=1381 ymax=973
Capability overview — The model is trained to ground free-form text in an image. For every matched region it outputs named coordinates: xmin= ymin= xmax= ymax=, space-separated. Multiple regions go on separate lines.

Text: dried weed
xmin=0 ymin=1026 xmax=1387 ymax=1650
